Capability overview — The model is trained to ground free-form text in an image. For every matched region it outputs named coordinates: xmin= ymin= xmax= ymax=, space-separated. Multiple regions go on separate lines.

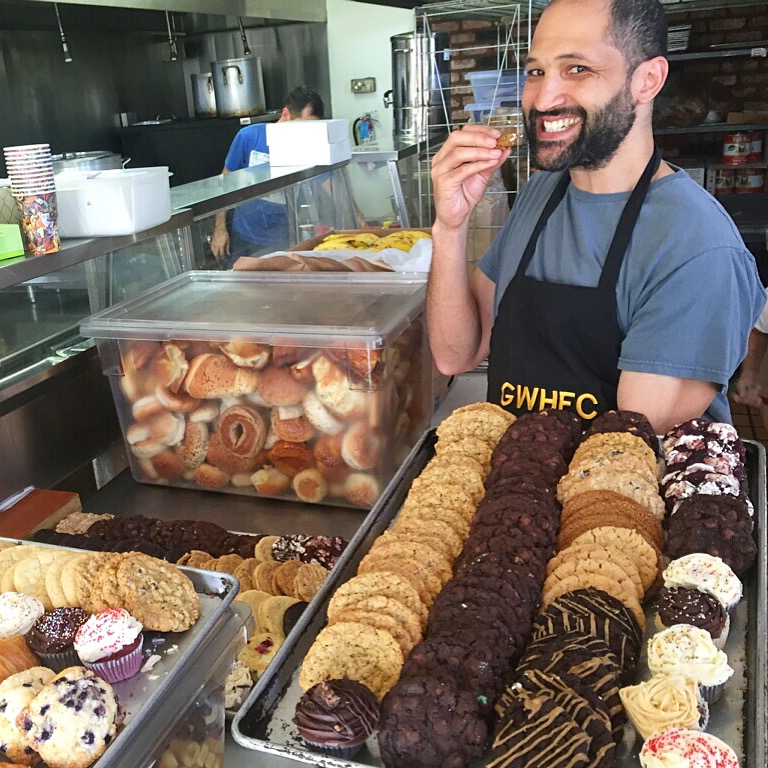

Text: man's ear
xmin=279 ymin=106 xmax=292 ymax=121
xmin=632 ymin=56 xmax=669 ymax=104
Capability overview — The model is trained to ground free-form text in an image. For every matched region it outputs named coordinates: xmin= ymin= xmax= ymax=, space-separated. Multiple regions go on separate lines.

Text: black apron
xmin=487 ymin=147 xmax=662 ymax=422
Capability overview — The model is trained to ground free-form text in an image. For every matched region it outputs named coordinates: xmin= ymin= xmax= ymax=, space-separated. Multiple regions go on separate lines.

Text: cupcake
xmin=0 ymin=593 xmax=45 ymax=639
xmin=294 ymin=678 xmax=380 ymax=758
xmin=25 ymin=608 xmax=91 ymax=672
xmin=619 ymin=674 xmax=708 ymax=741
xmin=654 ymin=587 xmax=730 ymax=650
xmin=646 ymin=624 xmax=733 ymax=703
xmin=74 ymin=608 xmax=144 ymax=683
xmin=640 ymin=727 xmax=740 ymax=767
xmin=662 ymin=553 xmax=743 ymax=614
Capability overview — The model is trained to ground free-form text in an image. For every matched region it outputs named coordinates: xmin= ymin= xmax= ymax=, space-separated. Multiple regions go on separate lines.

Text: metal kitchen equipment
xmin=388 ymin=29 xmax=450 ymax=140
xmin=191 ymin=72 xmax=217 ymax=118
xmin=211 ymin=55 xmax=266 ymax=118
xmin=52 ymin=150 xmax=123 ymax=173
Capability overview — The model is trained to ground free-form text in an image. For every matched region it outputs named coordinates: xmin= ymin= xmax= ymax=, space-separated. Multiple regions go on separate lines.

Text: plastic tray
xmin=230 ymin=435 xmax=768 ymax=768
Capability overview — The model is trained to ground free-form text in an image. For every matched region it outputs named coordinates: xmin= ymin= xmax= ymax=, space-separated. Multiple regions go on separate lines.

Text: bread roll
xmin=256 ymin=366 xmax=309 ymax=407
xmin=184 ymin=354 xmax=259 ymax=399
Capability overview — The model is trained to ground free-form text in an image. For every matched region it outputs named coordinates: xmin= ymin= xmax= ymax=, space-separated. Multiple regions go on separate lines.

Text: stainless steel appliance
xmin=191 ymin=73 xmax=217 ymax=118
xmin=51 ymin=151 xmax=124 ymax=173
xmin=388 ymin=30 xmax=450 ymax=139
xmin=210 ymin=55 xmax=266 ymax=118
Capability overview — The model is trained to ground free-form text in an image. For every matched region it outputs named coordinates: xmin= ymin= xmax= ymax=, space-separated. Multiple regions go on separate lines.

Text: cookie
xmin=366 ymin=535 xmax=453 ymax=585
xmin=584 ymin=409 xmax=658 ymax=455
xmin=254 ymin=535 xmax=279 ymax=563
xmin=17 ymin=666 xmax=124 ymax=768
xmin=116 ymin=553 xmax=200 ymax=632
xmin=568 ymin=525 xmax=662 ymax=596
xmin=331 ymin=607 xmax=420 ymax=656
xmin=409 ymin=467 xmax=485 ymax=505
xmin=572 ymin=430 xmax=659 ymax=477
xmin=253 ymin=561 xmax=281 ymax=593
xmin=327 ymin=572 xmax=428 ymax=627
xmin=357 ymin=552 xmax=443 ymax=608
xmin=73 ymin=553 xmax=120 ymax=614
xmin=0 ymin=667 xmax=55 ymax=764
xmin=256 ymin=595 xmax=301 ymax=638
xmin=391 ymin=517 xmax=464 ymax=560
xmin=433 ymin=436 xmax=494 ymax=473
xmin=238 ymin=632 xmax=281 ymax=678
xmin=546 ymin=542 xmax=644 ymax=601
xmin=436 ymin=405 xmax=516 ymax=450
xmin=404 ymin=484 xmax=478 ymax=524
xmin=397 ymin=500 xmax=472 ymax=538
xmin=293 ymin=564 xmax=328 ymax=601
xmin=271 ymin=560 xmax=303 ymax=597
xmin=299 ymin=621 xmax=403 ymax=699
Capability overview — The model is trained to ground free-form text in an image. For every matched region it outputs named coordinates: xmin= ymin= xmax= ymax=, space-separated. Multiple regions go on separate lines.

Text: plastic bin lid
xmin=81 ymin=271 xmax=427 ymax=349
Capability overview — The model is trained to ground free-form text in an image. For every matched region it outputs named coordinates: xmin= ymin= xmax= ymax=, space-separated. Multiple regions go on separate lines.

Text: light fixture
xmin=165 ymin=11 xmax=178 ymax=62
xmin=237 ymin=17 xmax=252 ymax=56
xmin=54 ymin=3 xmax=73 ymax=63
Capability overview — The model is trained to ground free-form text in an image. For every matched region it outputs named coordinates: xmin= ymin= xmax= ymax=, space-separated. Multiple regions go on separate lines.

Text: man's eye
xmin=568 ymin=65 xmax=588 ymax=74
xmin=526 ymin=68 xmax=543 ymax=77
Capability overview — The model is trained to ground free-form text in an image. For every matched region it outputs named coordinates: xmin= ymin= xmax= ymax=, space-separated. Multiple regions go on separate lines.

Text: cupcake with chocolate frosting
xmin=294 ymin=678 xmax=380 ymax=758
xmin=654 ymin=587 xmax=730 ymax=650
xmin=25 ymin=607 xmax=90 ymax=672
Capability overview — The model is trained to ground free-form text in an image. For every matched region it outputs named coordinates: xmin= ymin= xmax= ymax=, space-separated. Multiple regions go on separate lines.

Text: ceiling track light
xmin=54 ymin=3 xmax=73 ymax=63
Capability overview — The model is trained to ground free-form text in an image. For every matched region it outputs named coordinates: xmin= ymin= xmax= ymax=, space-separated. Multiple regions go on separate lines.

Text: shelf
xmin=668 ymin=45 xmax=767 ymax=62
xmin=654 ymin=123 xmax=768 ymax=135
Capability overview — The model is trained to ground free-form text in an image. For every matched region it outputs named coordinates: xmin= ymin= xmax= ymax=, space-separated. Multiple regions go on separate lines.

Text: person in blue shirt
xmin=427 ymin=0 xmax=764 ymax=433
xmin=210 ymin=86 xmax=325 ymax=263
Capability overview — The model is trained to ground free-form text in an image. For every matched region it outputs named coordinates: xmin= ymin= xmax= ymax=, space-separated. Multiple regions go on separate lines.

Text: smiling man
xmin=427 ymin=0 xmax=765 ymax=433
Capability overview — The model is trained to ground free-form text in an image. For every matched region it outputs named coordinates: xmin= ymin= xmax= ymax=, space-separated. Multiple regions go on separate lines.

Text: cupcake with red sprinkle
xmin=640 ymin=727 xmax=740 ymax=767
xmin=74 ymin=608 xmax=144 ymax=683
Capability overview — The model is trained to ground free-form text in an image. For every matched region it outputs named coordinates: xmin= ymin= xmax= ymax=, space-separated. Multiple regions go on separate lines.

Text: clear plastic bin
xmin=466 ymin=68 xmax=526 ymax=104
xmin=81 ymin=272 xmax=430 ymax=509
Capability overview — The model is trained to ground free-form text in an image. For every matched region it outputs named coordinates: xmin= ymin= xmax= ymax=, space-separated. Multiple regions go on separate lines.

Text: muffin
xmin=25 ymin=608 xmax=91 ymax=672
xmin=619 ymin=674 xmax=708 ymax=741
xmin=654 ymin=587 xmax=730 ymax=650
xmin=294 ymin=678 xmax=380 ymax=758
xmin=0 ymin=593 xmax=45 ymax=640
xmin=640 ymin=727 xmax=740 ymax=767
xmin=646 ymin=624 xmax=733 ymax=703
xmin=662 ymin=553 xmax=743 ymax=614
xmin=74 ymin=608 xmax=144 ymax=683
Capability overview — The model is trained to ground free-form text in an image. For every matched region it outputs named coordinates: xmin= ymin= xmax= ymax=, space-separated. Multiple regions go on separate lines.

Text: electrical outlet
xmin=351 ymin=77 xmax=376 ymax=94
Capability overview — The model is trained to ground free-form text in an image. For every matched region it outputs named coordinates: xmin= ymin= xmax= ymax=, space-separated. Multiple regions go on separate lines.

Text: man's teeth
xmin=542 ymin=117 xmax=579 ymax=132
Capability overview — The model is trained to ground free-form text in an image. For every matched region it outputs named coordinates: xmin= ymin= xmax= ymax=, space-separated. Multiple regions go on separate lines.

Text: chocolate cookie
xmin=584 ymin=409 xmax=658 ymax=455
xmin=378 ymin=670 xmax=488 ymax=768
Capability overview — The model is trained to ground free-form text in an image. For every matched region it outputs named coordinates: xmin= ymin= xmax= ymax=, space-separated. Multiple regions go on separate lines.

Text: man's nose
xmin=526 ymin=74 xmax=569 ymax=113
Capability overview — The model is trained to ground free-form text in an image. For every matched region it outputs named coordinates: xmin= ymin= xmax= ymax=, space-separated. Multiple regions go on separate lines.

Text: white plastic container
xmin=268 ymin=138 xmax=352 ymax=166
xmin=55 ymin=167 xmax=171 ymax=237
xmin=466 ymin=68 xmax=525 ymax=104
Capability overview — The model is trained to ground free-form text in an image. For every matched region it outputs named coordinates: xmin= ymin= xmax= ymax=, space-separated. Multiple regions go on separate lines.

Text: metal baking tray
xmin=0 ymin=537 xmax=243 ymax=767
xmin=231 ymin=434 xmax=767 ymax=768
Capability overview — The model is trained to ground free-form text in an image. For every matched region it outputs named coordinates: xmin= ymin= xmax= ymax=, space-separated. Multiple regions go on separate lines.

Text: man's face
xmin=522 ymin=0 xmax=637 ymax=171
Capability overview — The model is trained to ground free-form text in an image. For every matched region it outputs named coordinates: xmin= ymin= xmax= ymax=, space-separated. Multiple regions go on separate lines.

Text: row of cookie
xmin=298 ymin=403 xmax=514 ymax=705
xmin=0 ymin=544 xmax=199 ymax=633
xmin=380 ymin=408 xmax=585 ymax=768
xmin=293 ymin=401 xmax=515 ymax=764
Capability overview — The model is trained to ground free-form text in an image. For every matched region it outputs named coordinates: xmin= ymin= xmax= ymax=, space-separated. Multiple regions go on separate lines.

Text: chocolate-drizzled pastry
xmin=584 ymin=409 xmax=658 ymax=456
xmin=294 ymin=679 xmax=379 ymax=758
xmin=656 ymin=587 xmax=728 ymax=641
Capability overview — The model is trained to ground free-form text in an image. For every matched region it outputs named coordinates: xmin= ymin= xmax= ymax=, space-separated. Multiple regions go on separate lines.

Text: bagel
xmin=132 ymin=395 xmax=166 ymax=423
xmin=220 ymin=341 xmax=271 ymax=369
xmin=293 ymin=468 xmax=328 ymax=503
xmin=155 ymin=384 xmax=200 ymax=413
xmin=343 ymin=473 xmax=380 ymax=508
xmin=271 ymin=408 xmax=316 ymax=443
xmin=154 ymin=342 xmax=189 ymax=393
xmin=184 ymin=353 xmax=259 ymax=399
xmin=176 ymin=420 xmax=209 ymax=468
xmin=148 ymin=411 xmax=186 ymax=446
xmin=130 ymin=438 xmax=164 ymax=459
xmin=312 ymin=356 xmax=371 ymax=420
xmin=341 ymin=422 xmax=383 ymax=471
xmin=303 ymin=390 xmax=344 ymax=436
xmin=194 ymin=463 xmax=230 ymax=489
xmin=151 ymin=450 xmax=187 ymax=480
xmin=313 ymin=434 xmax=350 ymax=483
xmin=189 ymin=401 xmax=220 ymax=422
xmin=256 ymin=366 xmax=309 ymax=407
xmin=219 ymin=404 xmax=267 ymax=458
xmin=207 ymin=431 xmax=258 ymax=475
xmin=251 ymin=466 xmax=291 ymax=496
xmin=126 ymin=422 xmax=150 ymax=445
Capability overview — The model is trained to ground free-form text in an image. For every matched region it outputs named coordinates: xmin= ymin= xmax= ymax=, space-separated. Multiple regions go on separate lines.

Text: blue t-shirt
xmin=225 ymin=124 xmax=288 ymax=248
xmin=478 ymin=167 xmax=766 ymax=423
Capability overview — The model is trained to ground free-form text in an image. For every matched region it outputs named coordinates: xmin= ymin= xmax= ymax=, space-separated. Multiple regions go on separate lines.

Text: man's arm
xmin=210 ymin=167 xmax=230 ymax=259
xmin=617 ymin=371 xmax=717 ymax=434
xmin=427 ymin=125 xmax=508 ymax=374
xmin=731 ymin=328 xmax=768 ymax=407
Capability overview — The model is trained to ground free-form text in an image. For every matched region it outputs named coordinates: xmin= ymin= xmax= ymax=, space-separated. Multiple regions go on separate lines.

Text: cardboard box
xmin=266 ymin=118 xmax=349 ymax=145
xmin=675 ymin=160 xmax=706 ymax=187
xmin=268 ymin=138 xmax=351 ymax=167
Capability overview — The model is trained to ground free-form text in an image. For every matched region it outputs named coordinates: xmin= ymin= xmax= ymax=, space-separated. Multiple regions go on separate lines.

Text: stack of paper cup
xmin=3 ymin=143 xmax=61 ymax=255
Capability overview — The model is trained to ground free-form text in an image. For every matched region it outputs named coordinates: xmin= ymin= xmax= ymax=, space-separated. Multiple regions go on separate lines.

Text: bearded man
xmin=427 ymin=0 xmax=765 ymax=433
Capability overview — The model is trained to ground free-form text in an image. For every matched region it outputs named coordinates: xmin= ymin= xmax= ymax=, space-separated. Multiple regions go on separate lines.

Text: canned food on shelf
xmin=733 ymin=167 xmax=766 ymax=194
xmin=749 ymin=131 xmax=765 ymax=163
xmin=722 ymin=133 xmax=752 ymax=165
xmin=714 ymin=167 xmax=735 ymax=195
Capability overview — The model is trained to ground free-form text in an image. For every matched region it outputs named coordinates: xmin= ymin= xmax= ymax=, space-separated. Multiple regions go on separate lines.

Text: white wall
xmin=325 ymin=0 xmax=412 ymax=140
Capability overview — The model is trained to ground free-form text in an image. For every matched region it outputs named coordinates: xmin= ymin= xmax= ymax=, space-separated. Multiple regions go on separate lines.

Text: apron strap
xmin=598 ymin=146 xmax=662 ymax=289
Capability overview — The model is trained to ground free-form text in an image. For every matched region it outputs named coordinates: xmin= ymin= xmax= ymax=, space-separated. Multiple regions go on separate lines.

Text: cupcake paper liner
xmin=36 ymin=647 xmax=80 ymax=673
xmin=82 ymin=636 xmax=144 ymax=683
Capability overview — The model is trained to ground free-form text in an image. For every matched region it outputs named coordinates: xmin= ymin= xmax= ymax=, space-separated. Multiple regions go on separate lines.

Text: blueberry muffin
xmin=0 ymin=666 xmax=55 ymax=764
xmin=16 ymin=666 xmax=124 ymax=768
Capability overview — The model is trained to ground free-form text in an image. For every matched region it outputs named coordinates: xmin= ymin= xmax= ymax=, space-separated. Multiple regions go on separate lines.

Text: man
xmin=427 ymin=0 xmax=765 ymax=433
xmin=210 ymin=86 xmax=325 ymax=263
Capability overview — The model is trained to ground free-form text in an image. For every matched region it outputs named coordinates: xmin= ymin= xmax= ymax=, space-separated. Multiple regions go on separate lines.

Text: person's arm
xmin=617 ymin=372 xmax=717 ymax=435
xmin=210 ymin=167 xmax=230 ymax=259
xmin=427 ymin=125 xmax=508 ymax=374
xmin=730 ymin=328 xmax=768 ymax=407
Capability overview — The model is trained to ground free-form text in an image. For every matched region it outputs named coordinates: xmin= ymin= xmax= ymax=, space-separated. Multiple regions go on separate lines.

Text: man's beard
xmin=525 ymin=83 xmax=637 ymax=171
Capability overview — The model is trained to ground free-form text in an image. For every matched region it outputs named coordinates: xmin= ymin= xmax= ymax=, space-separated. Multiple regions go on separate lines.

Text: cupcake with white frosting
xmin=662 ymin=553 xmax=743 ymax=614
xmin=74 ymin=608 xmax=144 ymax=683
xmin=647 ymin=624 xmax=733 ymax=703
xmin=640 ymin=727 xmax=740 ymax=768
xmin=0 ymin=593 xmax=45 ymax=640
